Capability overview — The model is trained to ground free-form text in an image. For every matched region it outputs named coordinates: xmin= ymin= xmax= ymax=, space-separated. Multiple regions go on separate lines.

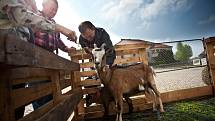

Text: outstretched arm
xmin=0 ymin=1 xmax=77 ymax=42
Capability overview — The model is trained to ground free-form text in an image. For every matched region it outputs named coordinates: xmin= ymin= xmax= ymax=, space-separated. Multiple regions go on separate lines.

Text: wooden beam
xmin=12 ymin=83 xmax=53 ymax=109
xmin=205 ymin=37 xmax=215 ymax=94
xmin=0 ymin=32 xmax=5 ymax=63
xmin=80 ymin=62 xmax=94 ymax=68
xmin=36 ymin=88 xmax=83 ymax=121
xmin=4 ymin=35 xmax=79 ymax=71
xmin=115 ymin=43 xmax=149 ymax=51
xmin=0 ymin=70 xmax=15 ymax=121
xmin=79 ymin=71 xmax=97 ymax=77
xmin=9 ymin=67 xmax=52 ymax=80
xmin=79 ymin=79 xmax=101 ymax=87
xmin=19 ymin=101 xmax=54 ymax=121
xmin=116 ymin=49 xmax=139 ymax=56
xmin=114 ymin=57 xmax=140 ymax=64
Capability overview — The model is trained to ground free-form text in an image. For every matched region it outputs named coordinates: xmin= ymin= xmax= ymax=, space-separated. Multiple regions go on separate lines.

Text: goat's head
xmin=91 ymin=43 xmax=106 ymax=68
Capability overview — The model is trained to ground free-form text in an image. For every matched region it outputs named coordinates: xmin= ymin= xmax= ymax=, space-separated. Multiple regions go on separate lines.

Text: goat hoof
xmin=160 ymin=109 xmax=165 ymax=113
xmin=153 ymin=108 xmax=158 ymax=112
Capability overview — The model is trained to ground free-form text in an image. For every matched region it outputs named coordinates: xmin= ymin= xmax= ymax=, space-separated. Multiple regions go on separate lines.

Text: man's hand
xmin=66 ymin=47 xmax=77 ymax=54
xmin=84 ymin=47 xmax=92 ymax=54
xmin=67 ymin=31 xmax=77 ymax=43
xmin=55 ymin=24 xmax=77 ymax=43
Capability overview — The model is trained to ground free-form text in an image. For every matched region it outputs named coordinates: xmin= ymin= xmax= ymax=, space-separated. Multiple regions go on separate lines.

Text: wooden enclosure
xmin=70 ymin=39 xmax=215 ymax=120
xmin=1 ymin=33 xmax=214 ymax=121
xmin=0 ymin=33 xmax=82 ymax=121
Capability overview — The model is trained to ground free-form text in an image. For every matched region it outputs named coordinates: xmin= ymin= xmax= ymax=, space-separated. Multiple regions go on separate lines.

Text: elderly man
xmin=0 ymin=0 xmax=77 ymax=42
xmin=33 ymin=0 xmax=76 ymax=53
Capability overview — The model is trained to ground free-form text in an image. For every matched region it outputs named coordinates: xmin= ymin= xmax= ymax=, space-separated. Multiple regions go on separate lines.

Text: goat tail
xmin=150 ymin=66 xmax=157 ymax=77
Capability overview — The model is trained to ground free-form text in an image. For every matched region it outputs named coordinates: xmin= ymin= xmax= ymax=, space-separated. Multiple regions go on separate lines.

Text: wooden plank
xmin=115 ymin=43 xmax=149 ymax=51
xmin=5 ymin=35 xmax=80 ymax=71
xmin=205 ymin=37 xmax=215 ymax=43
xmin=9 ymin=67 xmax=51 ymax=80
xmin=79 ymin=80 xmax=101 ymax=87
xmin=60 ymin=79 xmax=72 ymax=89
xmin=36 ymin=88 xmax=83 ymax=121
xmin=12 ymin=77 xmax=50 ymax=85
xmin=70 ymin=53 xmax=91 ymax=60
xmin=12 ymin=83 xmax=53 ymax=109
xmin=205 ymin=37 xmax=215 ymax=94
xmin=114 ymin=57 xmax=140 ymax=64
xmin=79 ymin=71 xmax=97 ymax=77
xmin=0 ymin=32 xmax=5 ymax=63
xmin=138 ymin=48 xmax=148 ymax=65
xmin=51 ymin=71 xmax=62 ymax=105
xmin=71 ymin=71 xmax=81 ymax=89
xmin=116 ymin=49 xmax=139 ymax=56
xmin=76 ymin=99 xmax=85 ymax=116
xmin=0 ymin=70 xmax=15 ymax=121
xmin=161 ymin=86 xmax=213 ymax=102
xmin=83 ymin=87 xmax=100 ymax=95
xmin=19 ymin=101 xmax=54 ymax=121
xmin=80 ymin=62 xmax=94 ymax=68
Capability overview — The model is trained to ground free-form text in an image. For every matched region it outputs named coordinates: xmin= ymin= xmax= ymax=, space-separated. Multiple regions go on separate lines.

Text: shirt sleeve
xmin=101 ymin=29 xmax=114 ymax=50
xmin=56 ymin=33 xmax=67 ymax=52
xmin=79 ymin=36 xmax=87 ymax=48
xmin=0 ymin=1 xmax=55 ymax=32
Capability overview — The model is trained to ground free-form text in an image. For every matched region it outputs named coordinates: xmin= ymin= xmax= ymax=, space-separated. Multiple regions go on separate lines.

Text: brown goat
xmin=92 ymin=44 xmax=164 ymax=121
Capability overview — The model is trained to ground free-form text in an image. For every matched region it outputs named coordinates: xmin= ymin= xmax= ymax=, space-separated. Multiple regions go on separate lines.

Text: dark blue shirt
xmin=79 ymin=27 xmax=116 ymax=65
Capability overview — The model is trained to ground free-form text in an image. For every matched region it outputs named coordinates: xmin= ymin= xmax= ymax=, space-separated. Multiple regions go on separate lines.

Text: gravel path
xmin=155 ymin=67 xmax=207 ymax=92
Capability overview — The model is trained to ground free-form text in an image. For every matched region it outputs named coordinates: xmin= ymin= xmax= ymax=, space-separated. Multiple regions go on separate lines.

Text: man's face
xmin=42 ymin=1 xmax=58 ymax=19
xmin=81 ymin=28 xmax=95 ymax=41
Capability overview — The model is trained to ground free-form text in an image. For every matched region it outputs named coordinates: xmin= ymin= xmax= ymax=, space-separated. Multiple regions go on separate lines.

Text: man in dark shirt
xmin=78 ymin=21 xmax=116 ymax=66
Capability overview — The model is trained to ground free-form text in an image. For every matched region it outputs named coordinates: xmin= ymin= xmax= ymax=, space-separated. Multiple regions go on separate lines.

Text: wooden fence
xmin=0 ymin=33 xmax=82 ymax=121
xmin=1 ymin=33 xmax=214 ymax=121
xmin=70 ymin=39 xmax=214 ymax=120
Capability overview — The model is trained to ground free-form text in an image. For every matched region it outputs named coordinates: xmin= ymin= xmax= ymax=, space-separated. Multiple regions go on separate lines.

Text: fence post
xmin=204 ymin=37 xmax=215 ymax=95
xmin=71 ymin=71 xmax=84 ymax=120
xmin=0 ymin=70 xmax=15 ymax=121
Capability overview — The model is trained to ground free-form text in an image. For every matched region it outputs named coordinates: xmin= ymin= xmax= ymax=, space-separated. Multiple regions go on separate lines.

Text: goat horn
xmin=94 ymin=44 xmax=97 ymax=48
xmin=101 ymin=43 xmax=106 ymax=49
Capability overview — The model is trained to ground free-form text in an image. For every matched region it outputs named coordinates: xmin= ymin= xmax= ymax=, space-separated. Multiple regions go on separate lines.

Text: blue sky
xmin=67 ymin=0 xmax=215 ymax=42
xmin=36 ymin=0 xmax=215 ymax=59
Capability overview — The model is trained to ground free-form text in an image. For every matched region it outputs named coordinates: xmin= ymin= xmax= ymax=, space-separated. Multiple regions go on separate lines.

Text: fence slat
xmin=12 ymin=83 xmax=53 ymax=109
xmin=79 ymin=71 xmax=97 ymax=77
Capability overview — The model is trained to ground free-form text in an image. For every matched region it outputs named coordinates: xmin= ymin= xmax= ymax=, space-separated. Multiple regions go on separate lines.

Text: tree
xmin=175 ymin=42 xmax=193 ymax=62
xmin=154 ymin=49 xmax=175 ymax=64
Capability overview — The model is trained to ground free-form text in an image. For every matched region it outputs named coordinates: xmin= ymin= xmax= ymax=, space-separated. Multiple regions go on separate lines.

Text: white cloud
xmin=199 ymin=15 xmax=215 ymax=25
xmin=101 ymin=0 xmax=189 ymax=28
xmin=101 ymin=0 xmax=143 ymax=24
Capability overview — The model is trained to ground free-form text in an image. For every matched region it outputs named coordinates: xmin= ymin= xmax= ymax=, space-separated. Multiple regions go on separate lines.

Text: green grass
xmin=163 ymin=97 xmax=215 ymax=121
xmin=86 ymin=96 xmax=215 ymax=121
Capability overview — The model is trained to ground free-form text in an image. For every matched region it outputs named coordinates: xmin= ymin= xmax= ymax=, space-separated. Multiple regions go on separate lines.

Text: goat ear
xmin=94 ymin=44 xmax=97 ymax=48
xmin=105 ymin=48 xmax=114 ymax=54
xmin=101 ymin=43 xmax=106 ymax=50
